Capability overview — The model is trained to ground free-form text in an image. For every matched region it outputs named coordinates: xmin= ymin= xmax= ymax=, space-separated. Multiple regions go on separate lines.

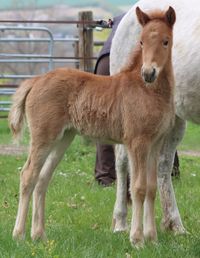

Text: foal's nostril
xmin=149 ymin=68 xmax=156 ymax=82
xmin=152 ymin=68 xmax=156 ymax=78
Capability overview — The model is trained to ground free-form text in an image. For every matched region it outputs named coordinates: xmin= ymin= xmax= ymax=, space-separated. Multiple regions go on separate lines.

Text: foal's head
xmin=136 ymin=6 xmax=176 ymax=84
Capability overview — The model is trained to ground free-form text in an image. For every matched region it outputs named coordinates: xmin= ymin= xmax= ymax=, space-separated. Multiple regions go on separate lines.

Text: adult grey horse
xmin=111 ymin=0 xmax=199 ymax=238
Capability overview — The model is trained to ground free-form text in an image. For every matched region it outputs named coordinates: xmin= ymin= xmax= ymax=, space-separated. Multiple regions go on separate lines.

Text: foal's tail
xmin=9 ymin=79 xmax=34 ymax=143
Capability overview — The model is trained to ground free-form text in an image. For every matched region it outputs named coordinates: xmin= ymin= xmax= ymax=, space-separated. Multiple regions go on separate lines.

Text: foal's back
xmin=25 ymin=67 xmax=125 ymax=142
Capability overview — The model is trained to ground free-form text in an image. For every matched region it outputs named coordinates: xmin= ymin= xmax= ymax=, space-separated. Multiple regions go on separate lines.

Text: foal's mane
xmin=147 ymin=9 xmax=167 ymax=22
xmin=121 ymin=10 xmax=169 ymax=73
xmin=120 ymin=44 xmax=142 ymax=73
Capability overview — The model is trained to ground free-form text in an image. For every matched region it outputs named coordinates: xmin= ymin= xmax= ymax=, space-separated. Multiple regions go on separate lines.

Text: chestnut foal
xmin=9 ymin=6 xmax=176 ymax=247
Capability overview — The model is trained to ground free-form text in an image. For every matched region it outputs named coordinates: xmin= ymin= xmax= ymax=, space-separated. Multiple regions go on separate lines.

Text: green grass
xmin=178 ymin=122 xmax=200 ymax=151
xmin=0 ymin=117 xmax=11 ymax=144
xmin=0 ymin=118 xmax=200 ymax=257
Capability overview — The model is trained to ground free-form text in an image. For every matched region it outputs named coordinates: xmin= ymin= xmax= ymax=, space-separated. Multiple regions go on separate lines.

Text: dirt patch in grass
xmin=0 ymin=144 xmax=27 ymax=155
xmin=179 ymin=150 xmax=200 ymax=157
xmin=0 ymin=144 xmax=200 ymax=157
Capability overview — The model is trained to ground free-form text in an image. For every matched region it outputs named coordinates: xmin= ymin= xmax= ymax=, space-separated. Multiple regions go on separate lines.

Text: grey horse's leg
xmin=112 ymin=144 xmax=129 ymax=232
xmin=158 ymin=115 xmax=186 ymax=234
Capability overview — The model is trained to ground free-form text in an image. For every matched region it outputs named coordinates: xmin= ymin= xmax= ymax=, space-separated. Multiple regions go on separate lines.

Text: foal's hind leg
xmin=112 ymin=144 xmax=129 ymax=232
xmin=158 ymin=116 xmax=186 ymax=234
xmin=13 ymin=144 xmax=51 ymax=240
xmin=31 ymin=131 xmax=75 ymax=240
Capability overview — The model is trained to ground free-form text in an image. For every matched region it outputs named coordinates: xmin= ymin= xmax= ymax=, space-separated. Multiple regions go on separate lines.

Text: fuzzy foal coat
xmin=9 ymin=7 xmax=175 ymax=247
xmin=11 ymin=65 xmax=174 ymax=147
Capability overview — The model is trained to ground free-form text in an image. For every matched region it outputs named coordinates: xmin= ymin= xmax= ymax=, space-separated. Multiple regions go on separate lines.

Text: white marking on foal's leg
xmin=31 ymin=132 xmax=75 ymax=240
xmin=113 ymin=145 xmax=129 ymax=233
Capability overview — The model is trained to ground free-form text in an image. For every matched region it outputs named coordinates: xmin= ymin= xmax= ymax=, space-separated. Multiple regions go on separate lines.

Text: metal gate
xmin=0 ymin=13 xmax=109 ymax=118
xmin=0 ymin=25 xmax=81 ymax=117
xmin=0 ymin=26 xmax=54 ymax=116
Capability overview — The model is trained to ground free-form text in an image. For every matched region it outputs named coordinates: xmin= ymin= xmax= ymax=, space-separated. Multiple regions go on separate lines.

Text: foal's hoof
xmin=31 ymin=231 xmax=47 ymax=241
xmin=130 ymin=238 xmax=144 ymax=249
xmin=12 ymin=229 xmax=25 ymax=241
xmin=144 ymin=230 xmax=158 ymax=243
xmin=112 ymin=218 xmax=128 ymax=233
xmin=130 ymin=231 xmax=144 ymax=249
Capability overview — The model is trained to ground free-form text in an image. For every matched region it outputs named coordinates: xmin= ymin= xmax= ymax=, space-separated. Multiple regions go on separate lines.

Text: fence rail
xmin=0 ymin=19 xmax=112 ymax=28
xmin=0 ymin=11 xmax=111 ymax=118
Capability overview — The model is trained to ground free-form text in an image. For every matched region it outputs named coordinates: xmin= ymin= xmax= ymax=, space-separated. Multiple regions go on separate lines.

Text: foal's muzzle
xmin=141 ymin=67 xmax=157 ymax=83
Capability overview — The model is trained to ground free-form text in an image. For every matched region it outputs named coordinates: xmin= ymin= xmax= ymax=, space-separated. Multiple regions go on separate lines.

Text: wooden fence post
xmin=73 ymin=40 xmax=79 ymax=69
xmin=78 ymin=11 xmax=94 ymax=72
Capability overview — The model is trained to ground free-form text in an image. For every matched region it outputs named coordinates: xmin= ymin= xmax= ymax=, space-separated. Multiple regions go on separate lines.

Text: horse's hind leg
xmin=158 ymin=116 xmax=186 ymax=234
xmin=31 ymin=131 xmax=75 ymax=240
xmin=13 ymin=144 xmax=51 ymax=240
xmin=112 ymin=144 xmax=129 ymax=232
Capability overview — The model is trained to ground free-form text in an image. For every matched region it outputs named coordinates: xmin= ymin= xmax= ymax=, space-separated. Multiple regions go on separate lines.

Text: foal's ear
xmin=136 ymin=7 xmax=150 ymax=26
xmin=165 ymin=6 xmax=176 ymax=28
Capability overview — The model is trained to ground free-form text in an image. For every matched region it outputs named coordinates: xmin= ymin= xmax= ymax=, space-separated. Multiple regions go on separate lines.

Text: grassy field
xmin=178 ymin=123 xmax=200 ymax=151
xmin=0 ymin=118 xmax=200 ymax=257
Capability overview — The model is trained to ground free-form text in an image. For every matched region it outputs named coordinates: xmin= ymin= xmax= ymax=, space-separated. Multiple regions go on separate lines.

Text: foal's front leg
xmin=143 ymin=152 xmax=158 ymax=242
xmin=127 ymin=144 xmax=149 ymax=247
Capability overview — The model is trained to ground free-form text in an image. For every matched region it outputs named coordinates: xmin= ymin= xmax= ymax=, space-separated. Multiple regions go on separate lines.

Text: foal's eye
xmin=163 ymin=40 xmax=169 ymax=47
xmin=140 ymin=41 xmax=143 ymax=47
